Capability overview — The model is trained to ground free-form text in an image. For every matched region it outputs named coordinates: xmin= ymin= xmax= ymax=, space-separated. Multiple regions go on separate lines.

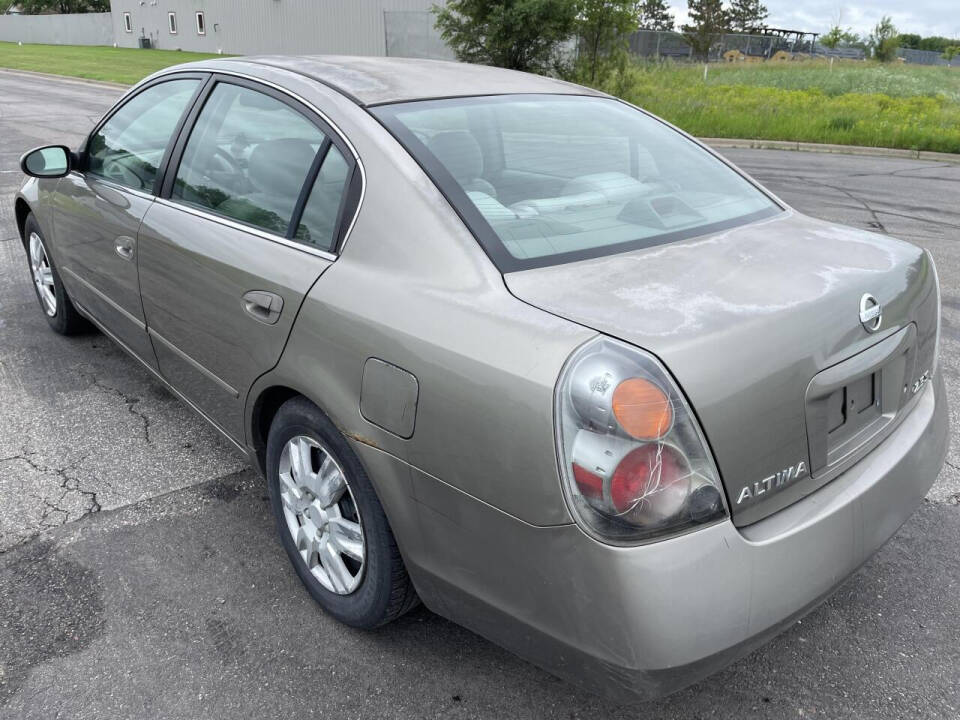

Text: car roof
xmin=176 ymin=55 xmax=605 ymax=107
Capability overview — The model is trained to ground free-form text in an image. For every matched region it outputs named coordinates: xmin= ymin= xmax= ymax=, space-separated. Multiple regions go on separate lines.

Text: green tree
xmin=867 ymin=16 xmax=899 ymax=62
xmin=14 ymin=0 xmax=109 ymax=12
xmin=727 ymin=0 xmax=767 ymax=33
xmin=944 ymin=46 xmax=960 ymax=61
xmin=682 ymin=0 xmax=728 ymax=60
xmin=820 ymin=24 xmax=860 ymax=49
xmin=576 ymin=0 xmax=639 ymax=82
xmin=918 ymin=36 xmax=956 ymax=52
xmin=638 ymin=0 xmax=674 ymax=31
xmin=898 ymin=33 xmax=921 ymax=49
xmin=433 ymin=0 xmax=578 ymax=73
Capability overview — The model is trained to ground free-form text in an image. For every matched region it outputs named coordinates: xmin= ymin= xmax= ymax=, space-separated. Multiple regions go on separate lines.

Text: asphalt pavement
xmin=0 ymin=70 xmax=958 ymax=719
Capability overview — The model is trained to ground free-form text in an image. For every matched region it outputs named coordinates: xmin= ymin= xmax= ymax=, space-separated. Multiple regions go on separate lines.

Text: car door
xmin=137 ymin=76 xmax=359 ymax=441
xmin=52 ymin=75 xmax=206 ymax=365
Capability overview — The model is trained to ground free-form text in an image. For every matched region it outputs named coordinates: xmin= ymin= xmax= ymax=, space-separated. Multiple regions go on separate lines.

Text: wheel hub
xmin=28 ymin=232 xmax=57 ymax=317
xmin=278 ymin=435 xmax=365 ymax=595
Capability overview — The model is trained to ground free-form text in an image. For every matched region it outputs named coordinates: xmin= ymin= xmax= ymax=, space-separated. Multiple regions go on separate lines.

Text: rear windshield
xmin=373 ymin=95 xmax=781 ymax=271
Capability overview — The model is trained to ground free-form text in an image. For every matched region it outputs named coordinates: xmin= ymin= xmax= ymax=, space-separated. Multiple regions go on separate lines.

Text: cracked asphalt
xmin=0 ymin=71 xmax=958 ymax=719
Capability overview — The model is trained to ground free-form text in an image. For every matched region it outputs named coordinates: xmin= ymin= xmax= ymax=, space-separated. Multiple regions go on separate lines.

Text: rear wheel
xmin=266 ymin=396 xmax=418 ymax=628
xmin=23 ymin=213 xmax=89 ymax=335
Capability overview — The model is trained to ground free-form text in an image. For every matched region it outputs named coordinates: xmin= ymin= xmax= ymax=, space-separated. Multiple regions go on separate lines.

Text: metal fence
xmin=629 ymin=29 xmax=837 ymax=62
xmin=815 ymin=45 xmax=867 ymax=60
xmin=628 ymin=29 xmax=693 ymax=59
xmin=0 ymin=12 xmax=113 ymax=46
xmin=897 ymin=47 xmax=956 ymax=67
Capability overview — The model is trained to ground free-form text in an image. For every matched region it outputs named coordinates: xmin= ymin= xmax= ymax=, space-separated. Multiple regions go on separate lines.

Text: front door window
xmin=87 ymin=79 xmax=200 ymax=193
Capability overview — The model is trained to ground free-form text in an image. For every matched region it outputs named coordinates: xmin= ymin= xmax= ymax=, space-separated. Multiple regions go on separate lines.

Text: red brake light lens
xmin=610 ymin=444 xmax=687 ymax=514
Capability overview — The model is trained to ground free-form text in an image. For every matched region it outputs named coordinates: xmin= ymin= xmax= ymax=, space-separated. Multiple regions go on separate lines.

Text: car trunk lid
xmin=505 ymin=211 xmax=939 ymax=525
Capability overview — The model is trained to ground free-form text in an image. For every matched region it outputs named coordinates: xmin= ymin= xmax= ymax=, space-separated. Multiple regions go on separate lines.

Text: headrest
xmin=427 ymin=131 xmax=483 ymax=183
xmin=247 ymin=138 xmax=316 ymax=196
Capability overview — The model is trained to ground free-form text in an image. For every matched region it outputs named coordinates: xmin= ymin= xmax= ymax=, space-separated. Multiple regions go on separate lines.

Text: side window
xmin=171 ymin=83 xmax=326 ymax=236
xmin=196 ymin=11 xmax=205 ymax=35
xmin=168 ymin=12 xmax=177 ymax=34
xmin=87 ymin=79 xmax=199 ymax=192
xmin=294 ymin=145 xmax=351 ymax=251
xmin=123 ymin=12 xmax=132 ymax=33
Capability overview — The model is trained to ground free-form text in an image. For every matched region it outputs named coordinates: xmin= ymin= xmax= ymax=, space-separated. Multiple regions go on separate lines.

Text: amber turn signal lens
xmin=612 ymin=378 xmax=673 ymax=440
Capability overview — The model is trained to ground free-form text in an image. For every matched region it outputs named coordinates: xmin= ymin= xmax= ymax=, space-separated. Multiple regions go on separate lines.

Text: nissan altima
xmin=14 ymin=56 xmax=947 ymax=701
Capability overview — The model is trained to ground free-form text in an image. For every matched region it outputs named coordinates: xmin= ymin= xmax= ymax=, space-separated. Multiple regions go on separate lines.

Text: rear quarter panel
xmin=243 ymin=69 xmax=593 ymax=527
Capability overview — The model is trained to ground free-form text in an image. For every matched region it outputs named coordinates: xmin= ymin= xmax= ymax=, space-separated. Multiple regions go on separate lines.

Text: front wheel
xmin=23 ymin=213 xmax=89 ymax=335
xmin=266 ymin=396 xmax=418 ymax=628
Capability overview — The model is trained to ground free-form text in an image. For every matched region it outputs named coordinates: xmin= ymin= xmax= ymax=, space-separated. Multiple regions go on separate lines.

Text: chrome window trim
xmin=154 ymin=197 xmax=338 ymax=262
xmin=85 ymin=66 xmax=366 ymax=258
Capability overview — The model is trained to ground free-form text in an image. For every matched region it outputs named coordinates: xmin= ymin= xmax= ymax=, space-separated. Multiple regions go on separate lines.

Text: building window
xmin=168 ymin=12 xmax=177 ymax=34
xmin=123 ymin=11 xmax=132 ymax=33
xmin=195 ymin=11 xmax=205 ymax=35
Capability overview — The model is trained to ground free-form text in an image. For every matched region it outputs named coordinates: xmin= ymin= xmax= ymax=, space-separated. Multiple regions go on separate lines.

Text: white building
xmin=108 ymin=0 xmax=451 ymax=58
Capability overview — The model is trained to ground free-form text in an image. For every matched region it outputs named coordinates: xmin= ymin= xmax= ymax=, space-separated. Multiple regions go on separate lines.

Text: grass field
xmin=0 ymin=42 xmax=223 ymax=85
xmin=591 ymin=59 xmax=960 ymax=153
xmin=2 ymin=42 xmax=959 ymax=153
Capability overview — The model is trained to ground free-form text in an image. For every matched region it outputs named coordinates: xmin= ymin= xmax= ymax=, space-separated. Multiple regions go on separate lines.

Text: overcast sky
xmin=667 ymin=1 xmax=958 ymax=38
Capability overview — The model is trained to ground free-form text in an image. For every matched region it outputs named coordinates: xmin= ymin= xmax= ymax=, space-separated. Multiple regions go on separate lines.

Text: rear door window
xmin=293 ymin=145 xmax=351 ymax=252
xmin=171 ymin=82 xmax=327 ymax=236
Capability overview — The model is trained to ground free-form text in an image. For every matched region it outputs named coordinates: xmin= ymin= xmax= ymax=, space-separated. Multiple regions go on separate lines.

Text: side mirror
xmin=20 ymin=145 xmax=73 ymax=179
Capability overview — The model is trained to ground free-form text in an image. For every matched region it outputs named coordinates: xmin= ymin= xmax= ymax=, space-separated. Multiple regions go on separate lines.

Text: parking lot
xmin=0 ymin=70 xmax=958 ymax=719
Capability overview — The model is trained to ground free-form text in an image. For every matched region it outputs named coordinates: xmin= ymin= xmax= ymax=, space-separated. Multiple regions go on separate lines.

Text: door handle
xmin=242 ymin=290 xmax=283 ymax=325
xmin=115 ymin=236 xmax=135 ymax=261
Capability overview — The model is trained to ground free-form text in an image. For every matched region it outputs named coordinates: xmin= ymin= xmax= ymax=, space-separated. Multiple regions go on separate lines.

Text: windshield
xmin=373 ymin=95 xmax=781 ymax=271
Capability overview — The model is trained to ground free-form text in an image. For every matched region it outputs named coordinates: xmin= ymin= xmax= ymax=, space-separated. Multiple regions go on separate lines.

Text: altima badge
xmin=859 ymin=293 xmax=882 ymax=333
xmin=737 ymin=461 xmax=807 ymax=504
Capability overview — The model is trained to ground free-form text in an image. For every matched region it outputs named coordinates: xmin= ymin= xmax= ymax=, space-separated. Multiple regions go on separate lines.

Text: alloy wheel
xmin=29 ymin=232 xmax=56 ymax=317
xmin=278 ymin=435 xmax=365 ymax=594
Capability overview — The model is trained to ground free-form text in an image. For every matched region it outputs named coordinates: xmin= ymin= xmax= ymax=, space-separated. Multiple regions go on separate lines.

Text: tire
xmin=266 ymin=396 xmax=418 ymax=628
xmin=23 ymin=213 xmax=90 ymax=335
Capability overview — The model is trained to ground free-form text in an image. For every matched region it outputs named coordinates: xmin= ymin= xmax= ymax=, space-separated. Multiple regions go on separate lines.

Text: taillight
xmin=557 ymin=337 xmax=726 ymax=543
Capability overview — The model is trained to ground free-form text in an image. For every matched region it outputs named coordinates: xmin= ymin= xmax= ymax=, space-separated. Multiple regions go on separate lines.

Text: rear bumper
xmin=391 ymin=371 xmax=948 ymax=703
